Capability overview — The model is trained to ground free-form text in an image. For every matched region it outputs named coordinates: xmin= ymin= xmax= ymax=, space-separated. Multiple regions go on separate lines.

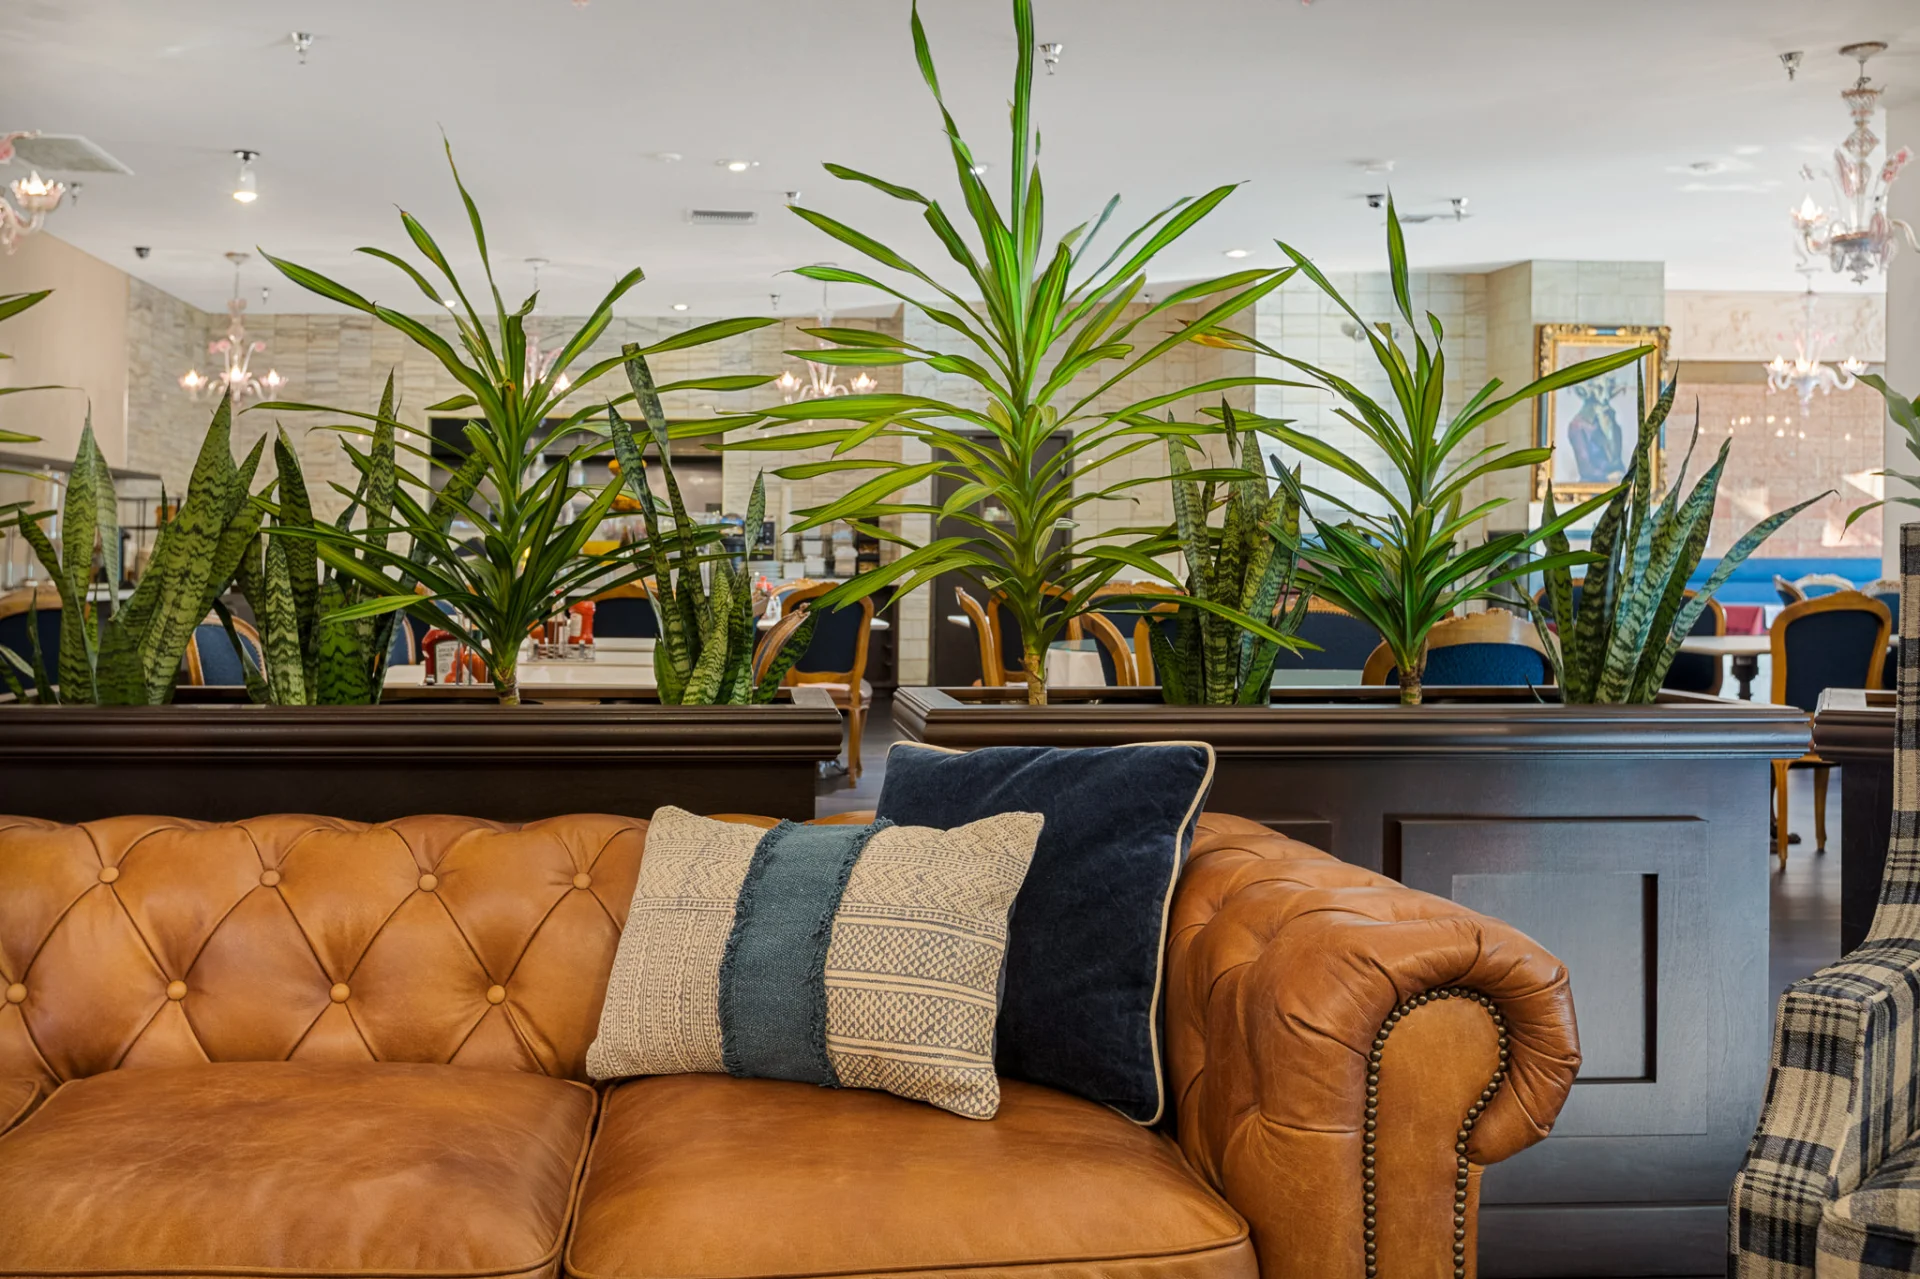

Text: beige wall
xmin=1888 ymin=99 xmax=1920 ymax=577
xmin=0 ymin=233 xmax=130 ymax=466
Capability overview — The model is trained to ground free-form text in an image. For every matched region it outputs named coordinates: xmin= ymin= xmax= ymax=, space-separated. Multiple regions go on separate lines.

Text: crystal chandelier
xmin=1790 ymin=42 xmax=1917 ymax=284
xmin=1766 ymin=274 xmax=1866 ymax=407
xmin=0 ymin=132 xmax=67 ymax=254
xmin=773 ymin=288 xmax=878 ymax=403
xmin=180 ymin=252 xmax=286 ymax=404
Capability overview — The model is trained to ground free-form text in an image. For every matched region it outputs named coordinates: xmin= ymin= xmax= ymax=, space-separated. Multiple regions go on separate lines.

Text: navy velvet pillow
xmin=874 ymin=741 xmax=1215 ymax=1124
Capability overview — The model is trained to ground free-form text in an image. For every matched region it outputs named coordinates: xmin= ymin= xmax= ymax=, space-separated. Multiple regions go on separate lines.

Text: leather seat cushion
xmin=567 ymin=1075 xmax=1254 ymax=1279
xmin=0 ymin=1076 xmax=36 ymax=1134
xmin=0 ymin=1061 xmax=595 ymax=1277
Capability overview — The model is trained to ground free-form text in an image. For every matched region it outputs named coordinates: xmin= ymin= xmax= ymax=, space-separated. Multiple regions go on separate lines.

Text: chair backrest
xmin=1286 ymin=600 xmax=1383 ymax=671
xmin=1079 ymin=611 xmax=1137 ymax=686
xmin=1533 ymin=579 xmax=1586 ymax=624
xmin=986 ymin=584 xmax=1076 ymax=682
xmin=0 ymin=812 xmax=648 ymax=1093
xmin=780 ymin=582 xmax=873 ymax=689
xmin=0 ymin=586 xmax=64 ymax=690
xmin=1363 ymin=611 xmax=1555 ymax=688
xmin=1774 ymin=574 xmax=1808 ymax=606
xmin=183 ymin=616 xmax=264 ymax=686
xmin=1090 ymin=581 xmax=1181 ymax=683
xmin=1661 ymin=594 xmax=1727 ymax=697
xmin=751 ymin=609 xmax=810 ymax=686
xmin=1794 ymin=572 xmax=1854 ymax=599
xmin=386 ymin=616 xmax=417 ymax=667
xmin=589 ymin=581 xmax=659 ymax=639
xmin=1770 ymin=590 xmax=1892 ymax=712
xmin=954 ymin=587 xmax=1003 ymax=686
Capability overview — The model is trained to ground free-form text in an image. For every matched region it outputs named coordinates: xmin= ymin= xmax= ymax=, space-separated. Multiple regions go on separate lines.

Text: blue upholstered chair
xmin=1775 ymin=574 xmax=1809 ymax=607
xmin=1770 ymin=590 xmax=1892 ymax=866
xmin=1731 ymin=527 xmax=1920 ymax=1273
xmin=1362 ymin=611 xmax=1555 ymax=689
xmin=777 ymin=582 xmax=875 ymax=782
xmin=1662 ymin=595 xmax=1727 ymax=697
xmin=589 ymin=581 xmax=660 ymax=640
xmin=0 ymin=586 xmax=65 ymax=695
xmin=986 ymin=584 xmax=1077 ymax=688
xmin=1284 ymin=600 xmax=1383 ymax=673
xmin=1795 ymin=572 xmax=1855 ymax=599
xmin=182 ymin=615 xmax=265 ymax=686
xmin=953 ymin=587 xmax=1003 ymax=686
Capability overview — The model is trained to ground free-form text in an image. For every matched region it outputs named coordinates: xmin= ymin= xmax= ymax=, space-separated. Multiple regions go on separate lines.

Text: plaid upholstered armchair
xmin=1730 ymin=524 xmax=1920 ymax=1275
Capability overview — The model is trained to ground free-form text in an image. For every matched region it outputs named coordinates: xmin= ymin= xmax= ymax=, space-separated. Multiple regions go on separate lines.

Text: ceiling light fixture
xmin=1223 ymin=248 xmax=1251 ymax=259
xmin=290 ymin=32 xmax=313 ymax=65
xmin=1790 ymin=42 xmax=1916 ymax=282
xmin=1765 ymin=272 xmax=1866 ymax=406
xmin=0 ymin=131 xmax=67 ymax=253
xmin=180 ymin=251 xmax=284 ymax=404
xmin=774 ymin=286 xmax=877 ymax=403
xmin=718 ymin=159 xmax=759 ymax=173
xmin=1037 ymin=42 xmax=1064 ymax=74
xmin=231 ymin=150 xmax=260 ymax=203
xmin=671 ymin=303 xmax=689 ymax=311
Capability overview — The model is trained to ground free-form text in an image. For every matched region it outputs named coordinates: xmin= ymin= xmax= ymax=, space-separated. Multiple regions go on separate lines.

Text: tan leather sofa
xmin=0 ymin=809 xmax=1578 ymax=1279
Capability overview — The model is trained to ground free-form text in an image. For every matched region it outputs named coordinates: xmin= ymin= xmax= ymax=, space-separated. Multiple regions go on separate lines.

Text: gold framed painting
xmin=1533 ymin=324 xmax=1669 ymax=499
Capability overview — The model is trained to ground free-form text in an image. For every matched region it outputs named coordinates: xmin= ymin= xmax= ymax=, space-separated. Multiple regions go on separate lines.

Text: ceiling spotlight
xmin=718 ymin=159 xmax=759 ymax=173
xmin=133 ymin=245 xmax=151 ymax=259
xmin=291 ymin=31 xmax=313 ymax=65
xmin=1037 ymin=42 xmax=1064 ymax=74
xmin=969 ymin=163 xmax=989 ymax=176
xmin=650 ymin=151 xmax=683 ymax=163
xmin=1780 ymin=50 xmax=1804 ymax=81
xmin=1223 ymin=248 xmax=1251 ymax=259
xmin=671 ymin=302 xmax=689 ymax=311
xmin=231 ymin=150 xmax=260 ymax=203
xmin=442 ymin=297 xmax=457 ymax=309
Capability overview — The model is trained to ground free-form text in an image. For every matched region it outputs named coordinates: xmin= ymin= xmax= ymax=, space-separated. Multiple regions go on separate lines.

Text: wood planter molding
xmin=0 ymin=687 xmax=845 ymax=825
xmin=893 ymin=684 xmax=1810 ymax=1279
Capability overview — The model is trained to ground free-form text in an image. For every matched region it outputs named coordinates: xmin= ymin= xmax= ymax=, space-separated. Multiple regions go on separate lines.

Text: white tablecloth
xmin=1045 ymin=646 xmax=1107 ymax=688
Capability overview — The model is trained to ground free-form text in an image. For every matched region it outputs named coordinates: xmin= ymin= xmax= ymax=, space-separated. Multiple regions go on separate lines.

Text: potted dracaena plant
xmin=711 ymin=0 xmax=1294 ymax=705
xmin=254 ymin=141 xmax=783 ymax=705
xmin=1205 ymin=198 xmax=1650 ymax=703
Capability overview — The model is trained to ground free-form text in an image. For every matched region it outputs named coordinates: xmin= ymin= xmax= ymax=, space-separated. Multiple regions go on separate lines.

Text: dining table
xmin=1677 ymin=634 xmax=1770 ymax=701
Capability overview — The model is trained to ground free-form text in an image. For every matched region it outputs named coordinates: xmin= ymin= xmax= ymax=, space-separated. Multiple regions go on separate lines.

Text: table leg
xmin=1730 ymin=653 xmax=1760 ymax=701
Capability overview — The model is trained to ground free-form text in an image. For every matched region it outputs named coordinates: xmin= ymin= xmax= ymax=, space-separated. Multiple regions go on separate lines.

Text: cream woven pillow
xmin=588 ymin=806 xmax=1042 ymax=1119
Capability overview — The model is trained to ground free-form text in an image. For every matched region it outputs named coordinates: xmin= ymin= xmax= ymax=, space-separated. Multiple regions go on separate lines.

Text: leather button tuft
xmin=166 ymin=980 xmax=187 ymax=1001
xmin=486 ymin=985 xmax=507 ymax=1005
xmin=97 ymin=866 xmax=119 ymax=884
xmin=572 ymin=873 xmax=592 ymax=890
xmin=329 ymin=983 xmax=350 ymax=1003
xmin=259 ymin=870 xmax=281 ymax=888
xmin=4 ymin=983 xmax=23 ymax=1005
xmin=418 ymin=873 xmax=438 ymax=892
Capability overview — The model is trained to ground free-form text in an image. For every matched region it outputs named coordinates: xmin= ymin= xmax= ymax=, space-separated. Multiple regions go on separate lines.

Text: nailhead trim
xmin=1362 ymin=986 xmax=1509 ymax=1279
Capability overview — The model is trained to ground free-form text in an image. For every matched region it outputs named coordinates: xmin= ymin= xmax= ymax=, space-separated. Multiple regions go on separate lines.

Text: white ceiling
xmin=5 ymin=0 xmax=1919 ymax=318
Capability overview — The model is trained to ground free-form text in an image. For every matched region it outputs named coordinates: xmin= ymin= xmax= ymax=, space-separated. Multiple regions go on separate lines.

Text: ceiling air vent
xmin=10 ymin=134 xmax=133 ymax=175
xmin=686 ymin=208 xmax=758 ymax=227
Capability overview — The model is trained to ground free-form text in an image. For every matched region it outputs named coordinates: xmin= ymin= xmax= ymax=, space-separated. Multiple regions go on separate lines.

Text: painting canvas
xmin=1535 ymin=324 xmax=1668 ymax=499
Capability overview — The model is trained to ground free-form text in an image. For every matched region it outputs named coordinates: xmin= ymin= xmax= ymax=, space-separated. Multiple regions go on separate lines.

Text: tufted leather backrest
xmin=0 ymin=813 xmax=647 ymax=1093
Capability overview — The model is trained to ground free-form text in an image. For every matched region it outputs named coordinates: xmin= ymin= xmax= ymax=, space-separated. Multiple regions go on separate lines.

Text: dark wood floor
xmin=823 ymin=699 xmax=1844 ymax=1279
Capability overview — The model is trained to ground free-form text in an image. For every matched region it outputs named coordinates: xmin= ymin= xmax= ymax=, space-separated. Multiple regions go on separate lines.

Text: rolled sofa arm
xmin=0 ymin=1077 xmax=40 ymax=1136
xmin=1165 ymin=814 xmax=1580 ymax=1279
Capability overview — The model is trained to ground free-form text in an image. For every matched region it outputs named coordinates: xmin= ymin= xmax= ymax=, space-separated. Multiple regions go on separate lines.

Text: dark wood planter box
xmin=1812 ymin=688 xmax=1896 ymax=954
xmin=894 ymin=684 xmax=1810 ymax=1279
xmin=0 ymin=687 xmax=846 ymax=825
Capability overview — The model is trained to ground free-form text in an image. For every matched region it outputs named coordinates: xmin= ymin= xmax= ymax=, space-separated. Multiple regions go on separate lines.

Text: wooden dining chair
xmin=1090 ymin=580 xmax=1182 ymax=685
xmin=751 ymin=609 xmax=809 ymax=686
xmin=1769 ymin=590 xmax=1892 ymax=867
xmin=1866 ymin=578 xmax=1901 ymax=691
xmin=773 ymin=582 xmax=876 ymax=782
xmin=1361 ymin=611 xmax=1556 ymax=688
xmin=0 ymin=585 xmax=65 ymax=693
xmin=984 ymin=583 xmax=1081 ymax=688
xmin=1774 ymin=575 xmax=1808 ymax=607
xmin=953 ymin=586 xmax=1005 ymax=686
xmin=183 ymin=613 xmax=265 ymax=686
xmin=1286 ymin=598 xmax=1385 ymax=674
xmin=1662 ymin=594 xmax=1727 ymax=697
xmin=1078 ymin=611 xmax=1139 ymax=687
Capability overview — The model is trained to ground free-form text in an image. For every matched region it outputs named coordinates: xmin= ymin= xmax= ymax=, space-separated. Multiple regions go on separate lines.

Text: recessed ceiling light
xmin=969 ymin=163 xmax=989 ymax=176
xmin=672 ymin=302 xmax=689 ymax=311
xmin=441 ymin=297 xmax=457 ymax=309
xmin=1223 ymin=248 xmax=1251 ymax=259
xmin=718 ymin=159 xmax=759 ymax=173
xmin=650 ymin=151 xmax=683 ymax=163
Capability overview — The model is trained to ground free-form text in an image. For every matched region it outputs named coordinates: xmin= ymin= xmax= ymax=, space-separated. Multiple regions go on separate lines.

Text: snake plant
xmin=13 ymin=393 xmax=264 ymax=704
xmin=230 ymin=374 xmax=462 ymax=704
xmin=720 ymin=0 xmax=1293 ymax=704
xmin=257 ymin=141 xmax=777 ymax=704
xmin=607 ymin=348 xmax=815 ymax=705
xmin=1533 ymin=375 xmax=1829 ymax=703
xmin=1140 ymin=406 xmax=1311 ymax=705
xmin=1206 ymin=199 xmax=1650 ymax=703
